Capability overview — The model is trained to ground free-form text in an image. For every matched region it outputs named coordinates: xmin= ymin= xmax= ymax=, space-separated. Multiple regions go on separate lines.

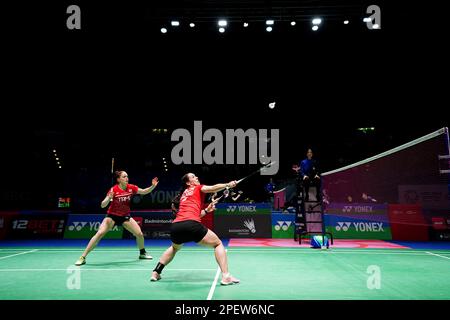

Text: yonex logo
xmin=274 ymin=221 xmax=292 ymax=231
xmin=68 ymin=222 xmax=87 ymax=231
xmin=342 ymin=206 xmax=373 ymax=213
xmin=335 ymin=222 xmax=352 ymax=231
xmin=336 ymin=221 xmax=384 ymax=232
xmin=226 ymin=205 xmax=256 ymax=213
xmin=243 ymin=219 xmax=256 ymax=233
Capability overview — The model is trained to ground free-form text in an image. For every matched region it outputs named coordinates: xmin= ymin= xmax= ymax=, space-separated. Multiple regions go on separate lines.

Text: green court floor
xmin=1 ymin=246 xmax=449 ymax=300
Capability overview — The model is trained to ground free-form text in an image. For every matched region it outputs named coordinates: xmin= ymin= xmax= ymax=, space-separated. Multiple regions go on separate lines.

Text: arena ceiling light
xmin=312 ymin=18 xmax=322 ymax=25
xmin=218 ymin=20 xmax=227 ymax=27
xmin=171 ymin=21 xmax=180 ymax=27
xmin=266 ymin=20 xmax=274 ymax=25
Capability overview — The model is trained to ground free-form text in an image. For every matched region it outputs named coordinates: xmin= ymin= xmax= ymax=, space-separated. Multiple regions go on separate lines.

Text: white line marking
xmin=0 ymin=249 xmax=449 ymax=256
xmin=0 ymin=248 xmax=436 ymax=252
xmin=207 ymin=266 xmax=221 ymax=301
xmin=425 ymin=251 xmax=450 ymax=260
xmin=0 ymin=268 xmax=216 ymax=272
xmin=0 ymin=250 xmax=445 ymax=256
xmin=0 ymin=249 xmax=38 ymax=260
xmin=207 ymin=248 xmax=226 ymax=301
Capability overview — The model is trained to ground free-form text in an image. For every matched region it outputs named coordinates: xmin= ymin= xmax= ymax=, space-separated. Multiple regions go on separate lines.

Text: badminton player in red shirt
xmin=150 ymin=173 xmax=240 ymax=285
xmin=75 ymin=171 xmax=159 ymax=266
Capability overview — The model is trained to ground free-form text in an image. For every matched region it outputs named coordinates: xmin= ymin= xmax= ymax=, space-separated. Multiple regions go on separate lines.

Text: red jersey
xmin=173 ymin=184 xmax=205 ymax=223
xmin=107 ymin=184 xmax=139 ymax=217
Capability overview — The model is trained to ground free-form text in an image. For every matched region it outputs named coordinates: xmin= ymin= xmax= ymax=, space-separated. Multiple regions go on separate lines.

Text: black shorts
xmin=170 ymin=220 xmax=208 ymax=245
xmin=106 ymin=214 xmax=130 ymax=226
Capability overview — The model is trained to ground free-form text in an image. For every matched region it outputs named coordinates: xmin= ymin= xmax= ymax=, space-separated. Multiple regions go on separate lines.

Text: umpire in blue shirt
xmin=292 ymin=148 xmax=321 ymax=202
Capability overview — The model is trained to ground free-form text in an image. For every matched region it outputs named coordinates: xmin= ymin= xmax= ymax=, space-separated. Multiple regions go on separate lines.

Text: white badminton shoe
xmin=220 ymin=273 xmax=240 ymax=285
xmin=74 ymin=256 xmax=86 ymax=266
xmin=150 ymin=271 xmax=161 ymax=282
xmin=139 ymin=253 xmax=153 ymax=260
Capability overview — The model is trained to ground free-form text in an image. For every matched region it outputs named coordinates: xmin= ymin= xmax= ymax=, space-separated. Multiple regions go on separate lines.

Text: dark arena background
xmin=1 ymin=0 xmax=449 ymax=318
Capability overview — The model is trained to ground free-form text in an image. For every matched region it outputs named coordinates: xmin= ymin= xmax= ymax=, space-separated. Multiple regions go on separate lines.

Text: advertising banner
xmin=398 ymin=185 xmax=450 ymax=210
xmin=64 ymin=214 xmax=123 ymax=239
xmin=8 ymin=213 xmax=66 ymax=239
xmin=324 ymin=214 xmax=392 ymax=240
xmin=214 ymin=214 xmax=272 ymax=238
xmin=324 ymin=203 xmax=391 ymax=239
xmin=325 ymin=203 xmax=388 ymax=215
xmin=271 ymin=212 xmax=295 ymax=238
xmin=130 ymin=212 xmax=173 ymax=239
xmin=215 ymin=203 xmax=271 ymax=215
xmin=0 ymin=212 xmax=19 ymax=240
xmin=388 ymin=204 xmax=429 ymax=241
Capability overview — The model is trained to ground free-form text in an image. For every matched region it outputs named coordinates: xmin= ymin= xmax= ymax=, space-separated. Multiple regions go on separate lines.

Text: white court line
xmin=207 ymin=267 xmax=221 ymax=301
xmin=0 ymin=246 xmax=444 ymax=252
xmin=228 ymin=248 xmax=450 ymax=253
xmin=215 ymin=251 xmax=444 ymax=256
xmin=207 ymin=249 xmax=226 ymax=301
xmin=0 ymin=268 xmax=216 ymax=272
xmin=425 ymin=251 xmax=450 ymax=260
xmin=0 ymin=250 xmax=448 ymax=256
xmin=1 ymin=248 xmax=450 ymax=255
xmin=0 ymin=249 xmax=38 ymax=260
xmin=0 ymin=249 xmax=201 ymax=252
xmin=325 ymin=252 xmax=437 ymax=256
xmin=0 ymin=250 xmax=169 ymax=253
xmin=0 ymin=248 xmax=442 ymax=253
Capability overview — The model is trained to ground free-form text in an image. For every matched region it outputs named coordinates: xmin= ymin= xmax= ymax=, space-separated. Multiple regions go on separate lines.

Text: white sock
xmin=222 ymin=272 xmax=230 ymax=278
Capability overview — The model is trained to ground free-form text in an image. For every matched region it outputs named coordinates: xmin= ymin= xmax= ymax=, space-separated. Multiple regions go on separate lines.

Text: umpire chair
xmin=294 ymin=177 xmax=333 ymax=247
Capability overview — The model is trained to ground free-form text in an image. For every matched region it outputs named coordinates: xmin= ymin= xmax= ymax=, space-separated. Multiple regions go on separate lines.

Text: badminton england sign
xmin=171 ymin=121 xmax=279 ymax=175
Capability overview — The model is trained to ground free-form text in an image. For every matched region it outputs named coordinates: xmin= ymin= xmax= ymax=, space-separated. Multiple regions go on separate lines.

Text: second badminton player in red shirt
xmin=151 ymin=173 xmax=240 ymax=285
xmin=75 ymin=171 xmax=159 ymax=266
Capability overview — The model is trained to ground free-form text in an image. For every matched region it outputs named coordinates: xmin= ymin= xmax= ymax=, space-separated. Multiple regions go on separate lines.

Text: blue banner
xmin=324 ymin=214 xmax=392 ymax=239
